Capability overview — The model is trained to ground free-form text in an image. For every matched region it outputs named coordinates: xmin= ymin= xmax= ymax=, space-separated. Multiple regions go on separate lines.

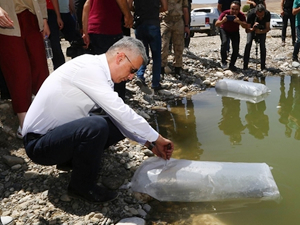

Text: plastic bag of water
xmin=131 ymin=157 xmax=280 ymax=202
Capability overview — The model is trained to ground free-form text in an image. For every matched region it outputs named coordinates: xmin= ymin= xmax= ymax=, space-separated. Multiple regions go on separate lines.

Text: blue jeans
xmin=293 ymin=25 xmax=300 ymax=60
xmin=23 ymin=115 xmax=124 ymax=192
xmin=135 ymin=24 xmax=161 ymax=88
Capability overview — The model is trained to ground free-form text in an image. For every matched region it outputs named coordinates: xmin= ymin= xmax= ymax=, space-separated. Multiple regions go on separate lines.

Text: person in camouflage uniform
xmin=161 ymin=0 xmax=190 ymax=76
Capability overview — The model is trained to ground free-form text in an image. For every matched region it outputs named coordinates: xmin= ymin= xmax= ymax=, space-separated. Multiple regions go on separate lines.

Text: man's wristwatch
xmin=146 ymin=141 xmax=155 ymax=151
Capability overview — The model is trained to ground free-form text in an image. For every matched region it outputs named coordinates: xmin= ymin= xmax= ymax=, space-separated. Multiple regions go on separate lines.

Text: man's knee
xmin=83 ymin=116 xmax=109 ymax=138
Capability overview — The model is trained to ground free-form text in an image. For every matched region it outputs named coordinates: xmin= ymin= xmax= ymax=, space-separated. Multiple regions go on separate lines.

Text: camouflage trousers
xmin=161 ymin=18 xmax=184 ymax=67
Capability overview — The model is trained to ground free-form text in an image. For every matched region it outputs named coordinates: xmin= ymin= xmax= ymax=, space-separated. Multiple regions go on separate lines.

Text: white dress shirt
xmin=22 ymin=54 xmax=159 ymax=144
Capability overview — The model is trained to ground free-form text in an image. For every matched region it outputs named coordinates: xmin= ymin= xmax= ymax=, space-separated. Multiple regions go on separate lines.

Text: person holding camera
xmin=215 ymin=1 xmax=247 ymax=71
xmin=243 ymin=4 xmax=270 ymax=71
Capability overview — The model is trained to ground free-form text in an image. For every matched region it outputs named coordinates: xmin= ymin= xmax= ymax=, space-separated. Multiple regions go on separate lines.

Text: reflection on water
xmin=278 ymin=75 xmax=300 ymax=140
xmin=148 ymin=74 xmax=300 ymax=225
xmin=245 ymin=78 xmax=269 ymax=140
xmin=218 ymin=97 xmax=245 ymax=145
xmin=155 ymin=97 xmax=203 ymax=160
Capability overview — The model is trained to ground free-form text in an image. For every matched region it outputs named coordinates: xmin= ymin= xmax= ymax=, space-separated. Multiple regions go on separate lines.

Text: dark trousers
xmin=89 ymin=33 xmax=126 ymax=100
xmin=74 ymin=0 xmax=87 ymax=30
xmin=243 ymin=32 xmax=266 ymax=70
xmin=293 ymin=25 xmax=300 ymax=60
xmin=60 ymin=13 xmax=82 ymax=43
xmin=48 ymin=9 xmax=65 ymax=70
xmin=23 ymin=116 xmax=125 ymax=192
xmin=0 ymin=68 xmax=10 ymax=100
xmin=220 ymin=28 xmax=240 ymax=67
xmin=282 ymin=10 xmax=296 ymax=43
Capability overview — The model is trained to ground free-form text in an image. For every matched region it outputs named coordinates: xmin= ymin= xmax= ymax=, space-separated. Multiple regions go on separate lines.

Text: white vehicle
xmin=270 ymin=12 xmax=284 ymax=30
xmin=190 ymin=7 xmax=220 ymax=37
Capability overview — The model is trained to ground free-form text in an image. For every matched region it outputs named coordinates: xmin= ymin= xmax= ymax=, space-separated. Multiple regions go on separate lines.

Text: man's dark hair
xmin=231 ymin=1 xmax=241 ymax=7
xmin=255 ymin=4 xmax=266 ymax=12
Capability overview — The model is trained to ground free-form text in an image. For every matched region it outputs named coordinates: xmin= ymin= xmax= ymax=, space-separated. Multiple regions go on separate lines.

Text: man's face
xmin=114 ymin=52 xmax=143 ymax=83
xmin=256 ymin=11 xmax=265 ymax=20
xmin=230 ymin=4 xmax=240 ymax=15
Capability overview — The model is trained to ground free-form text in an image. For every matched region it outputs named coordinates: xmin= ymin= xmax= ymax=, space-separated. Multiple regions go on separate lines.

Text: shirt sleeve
xmin=265 ymin=11 xmax=271 ymax=22
xmin=71 ymin=58 xmax=159 ymax=143
xmin=38 ymin=0 xmax=48 ymax=19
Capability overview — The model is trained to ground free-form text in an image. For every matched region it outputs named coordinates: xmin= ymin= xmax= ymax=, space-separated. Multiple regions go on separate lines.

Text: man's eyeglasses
xmin=124 ymin=54 xmax=138 ymax=74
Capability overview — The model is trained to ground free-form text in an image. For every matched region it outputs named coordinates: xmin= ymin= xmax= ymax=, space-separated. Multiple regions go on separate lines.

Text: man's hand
xmin=150 ymin=135 xmax=174 ymax=160
xmin=57 ymin=17 xmax=64 ymax=30
xmin=82 ymin=33 xmax=90 ymax=48
xmin=123 ymin=14 xmax=133 ymax=28
xmin=42 ymin=19 xmax=51 ymax=38
xmin=0 ymin=7 xmax=13 ymax=28
xmin=233 ymin=16 xmax=240 ymax=23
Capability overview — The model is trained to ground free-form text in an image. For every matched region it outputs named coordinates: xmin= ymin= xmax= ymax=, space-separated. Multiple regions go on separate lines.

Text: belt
xmin=24 ymin=132 xmax=43 ymax=144
xmin=163 ymin=15 xmax=183 ymax=21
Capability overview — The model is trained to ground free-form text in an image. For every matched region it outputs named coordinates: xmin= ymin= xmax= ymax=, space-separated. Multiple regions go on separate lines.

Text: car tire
xmin=208 ymin=20 xmax=218 ymax=36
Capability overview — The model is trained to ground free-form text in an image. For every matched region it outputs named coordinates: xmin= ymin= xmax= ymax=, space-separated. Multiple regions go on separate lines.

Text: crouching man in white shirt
xmin=22 ymin=36 xmax=174 ymax=204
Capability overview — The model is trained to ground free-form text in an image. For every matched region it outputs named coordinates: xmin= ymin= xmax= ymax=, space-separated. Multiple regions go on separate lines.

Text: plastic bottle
xmin=44 ymin=35 xmax=53 ymax=59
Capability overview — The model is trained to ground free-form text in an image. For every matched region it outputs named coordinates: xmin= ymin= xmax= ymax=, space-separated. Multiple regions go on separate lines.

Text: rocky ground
xmin=0 ymin=28 xmax=298 ymax=225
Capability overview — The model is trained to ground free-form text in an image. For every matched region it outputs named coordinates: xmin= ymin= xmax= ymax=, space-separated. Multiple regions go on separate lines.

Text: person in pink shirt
xmin=82 ymin=0 xmax=133 ymax=100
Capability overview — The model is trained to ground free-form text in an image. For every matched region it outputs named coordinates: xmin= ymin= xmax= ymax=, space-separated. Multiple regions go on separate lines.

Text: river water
xmin=148 ymin=74 xmax=300 ymax=225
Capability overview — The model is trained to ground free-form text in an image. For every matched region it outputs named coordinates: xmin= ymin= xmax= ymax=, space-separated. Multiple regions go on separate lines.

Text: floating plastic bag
xmin=215 ymin=79 xmax=271 ymax=97
xmin=131 ymin=157 xmax=280 ymax=202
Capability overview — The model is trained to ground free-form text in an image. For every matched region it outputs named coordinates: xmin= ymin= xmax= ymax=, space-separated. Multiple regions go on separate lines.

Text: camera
xmin=226 ymin=15 xmax=235 ymax=21
xmin=66 ymin=39 xmax=93 ymax=59
xmin=254 ymin=24 xmax=265 ymax=29
xmin=132 ymin=15 xmax=141 ymax=29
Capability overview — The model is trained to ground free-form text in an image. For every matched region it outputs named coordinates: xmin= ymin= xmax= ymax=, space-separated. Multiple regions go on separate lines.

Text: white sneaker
xmin=0 ymin=216 xmax=14 ymax=225
xmin=16 ymin=126 xmax=23 ymax=139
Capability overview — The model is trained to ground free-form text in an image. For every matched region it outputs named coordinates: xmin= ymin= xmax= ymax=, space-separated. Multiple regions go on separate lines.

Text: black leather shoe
xmin=68 ymin=185 xmax=118 ymax=204
xmin=56 ymin=160 xmax=73 ymax=172
xmin=135 ymin=78 xmax=152 ymax=95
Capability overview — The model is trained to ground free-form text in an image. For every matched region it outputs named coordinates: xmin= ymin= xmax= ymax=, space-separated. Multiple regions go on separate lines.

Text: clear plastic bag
xmin=131 ymin=157 xmax=280 ymax=202
xmin=215 ymin=79 xmax=271 ymax=97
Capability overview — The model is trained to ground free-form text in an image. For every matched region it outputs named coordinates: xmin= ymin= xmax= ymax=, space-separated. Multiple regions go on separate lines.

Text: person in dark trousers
xmin=46 ymin=0 xmax=65 ymax=70
xmin=128 ymin=0 xmax=167 ymax=91
xmin=215 ymin=1 xmax=247 ymax=71
xmin=22 ymin=37 xmax=174 ymax=204
xmin=281 ymin=0 xmax=296 ymax=46
xmin=217 ymin=0 xmax=241 ymax=57
xmin=243 ymin=4 xmax=270 ymax=71
xmin=292 ymin=0 xmax=300 ymax=61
